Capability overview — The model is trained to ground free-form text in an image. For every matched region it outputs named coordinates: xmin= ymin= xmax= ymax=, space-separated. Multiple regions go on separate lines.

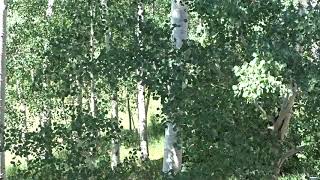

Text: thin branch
xmin=278 ymin=146 xmax=305 ymax=170
xmin=254 ymin=101 xmax=268 ymax=119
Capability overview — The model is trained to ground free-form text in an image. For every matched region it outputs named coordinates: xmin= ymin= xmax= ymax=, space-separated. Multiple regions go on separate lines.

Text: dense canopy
xmin=0 ymin=0 xmax=319 ymax=179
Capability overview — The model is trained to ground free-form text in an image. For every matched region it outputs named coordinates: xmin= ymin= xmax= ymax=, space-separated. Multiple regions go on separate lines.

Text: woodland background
xmin=0 ymin=0 xmax=319 ymax=179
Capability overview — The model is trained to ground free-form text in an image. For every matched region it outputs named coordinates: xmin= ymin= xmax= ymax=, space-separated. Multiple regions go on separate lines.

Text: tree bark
xmin=136 ymin=2 xmax=149 ymax=161
xmin=271 ymin=83 xmax=298 ymax=179
xmin=256 ymin=84 xmax=299 ymax=180
xmin=137 ymin=80 xmax=149 ymax=161
xmin=170 ymin=0 xmax=188 ymax=49
xmin=100 ymin=0 xmax=120 ymax=169
xmin=163 ymin=0 xmax=188 ymax=174
xmin=76 ymin=75 xmax=83 ymax=112
xmin=126 ymin=92 xmax=133 ymax=130
xmin=89 ymin=73 xmax=97 ymax=117
xmin=101 ymin=0 xmax=111 ymax=52
xmin=46 ymin=0 xmax=54 ymax=17
xmin=89 ymin=0 xmax=97 ymax=117
xmin=40 ymin=102 xmax=52 ymax=160
xmin=273 ymin=146 xmax=304 ymax=180
xmin=145 ymin=89 xmax=151 ymax=117
xmin=163 ymin=122 xmax=182 ymax=173
xmin=39 ymin=0 xmax=55 ymax=162
xmin=272 ymin=84 xmax=298 ymax=141
xmin=271 ymin=2 xmax=310 ymax=177
xmin=111 ymin=93 xmax=120 ymax=169
xmin=0 ymin=0 xmax=7 ymax=178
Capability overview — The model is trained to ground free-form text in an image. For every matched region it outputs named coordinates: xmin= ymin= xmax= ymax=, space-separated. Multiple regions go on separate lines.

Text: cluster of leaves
xmin=5 ymin=108 xmax=139 ymax=179
xmin=233 ymin=53 xmax=287 ymax=102
xmin=173 ymin=0 xmax=320 ymax=178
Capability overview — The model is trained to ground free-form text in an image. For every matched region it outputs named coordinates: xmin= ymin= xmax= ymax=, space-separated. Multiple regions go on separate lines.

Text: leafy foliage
xmin=3 ymin=0 xmax=320 ymax=179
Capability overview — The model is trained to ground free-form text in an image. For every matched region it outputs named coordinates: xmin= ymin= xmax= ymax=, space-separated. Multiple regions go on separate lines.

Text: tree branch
xmin=276 ymin=146 xmax=305 ymax=174
xmin=254 ymin=101 xmax=268 ymax=119
xmin=273 ymin=83 xmax=298 ymax=140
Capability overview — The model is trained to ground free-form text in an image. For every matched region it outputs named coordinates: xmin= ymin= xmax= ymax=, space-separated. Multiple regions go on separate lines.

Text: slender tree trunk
xmin=100 ymin=0 xmax=120 ymax=168
xmin=145 ymin=89 xmax=151 ymax=118
xmin=40 ymin=102 xmax=52 ymax=160
xmin=40 ymin=0 xmax=55 ymax=161
xmin=46 ymin=0 xmax=54 ymax=17
xmin=76 ymin=76 xmax=83 ymax=112
xmin=163 ymin=0 xmax=188 ymax=174
xmin=101 ymin=0 xmax=111 ymax=52
xmin=126 ymin=92 xmax=133 ymax=130
xmin=89 ymin=74 xmax=97 ymax=117
xmin=136 ymin=2 xmax=149 ymax=161
xmin=89 ymin=0 xmax=97 ymax=117
xmin=0 ymin=0 xmax=7 ymax=178
xmin=111 ymin=93 xmax=120 ymax=169
xmin=137 ymin=80 xmax=149 ymax=160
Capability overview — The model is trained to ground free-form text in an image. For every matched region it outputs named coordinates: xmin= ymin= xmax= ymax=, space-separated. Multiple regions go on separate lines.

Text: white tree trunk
xmin=100 ymin=0 xmax=111 ymax=52
xmin=89 ymin=74 xmax=97 ymax=117
xmin=136 ymin=2 xmax=149 ymax=161
xmin=39 ymin=0 xmax=55 ymax=161
xmin=100 ymin=0 xmax=120 ymax=169
xmin=163 ymin=0 xmax=188 ymax=174
xmin=89 ymin=1 xmax=97 ymax=117
xmin=171 ymin=0 xmax=188 ymax=49
xmin=126 ymin=91 xmax=133 ymax=130
xmin=46 ymin=0 xmax=54 ymax=17
xmin=163 ymin=123 xmax=182 ymax=172
xmin=99 ymin=0 xmax=120 ymax=168
xmin=0 ymin=1 xmax=7 ymax=178
xmin=76 ymin=76 xmax=83 ymax=111
xmin=137 ymin=80 xmax=149 ymax=161
xmin=111 ymin=93 xmax=120 ymax=169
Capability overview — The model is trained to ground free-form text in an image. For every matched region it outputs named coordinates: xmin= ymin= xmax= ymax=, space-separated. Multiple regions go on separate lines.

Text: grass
xmin=120 ymin=135 xmax=164 ymax=161
xmin=148 ymin=138 xmax=164 ymax=160
xmin=119 ymin=96 xmax=164 ymax=161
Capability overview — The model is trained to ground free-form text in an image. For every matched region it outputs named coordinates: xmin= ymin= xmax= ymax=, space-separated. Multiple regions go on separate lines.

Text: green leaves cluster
xmin=5 ymin=109 xmax=133 ymax=179
xmin=233 ymin=53 xmax=287 ymax=102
